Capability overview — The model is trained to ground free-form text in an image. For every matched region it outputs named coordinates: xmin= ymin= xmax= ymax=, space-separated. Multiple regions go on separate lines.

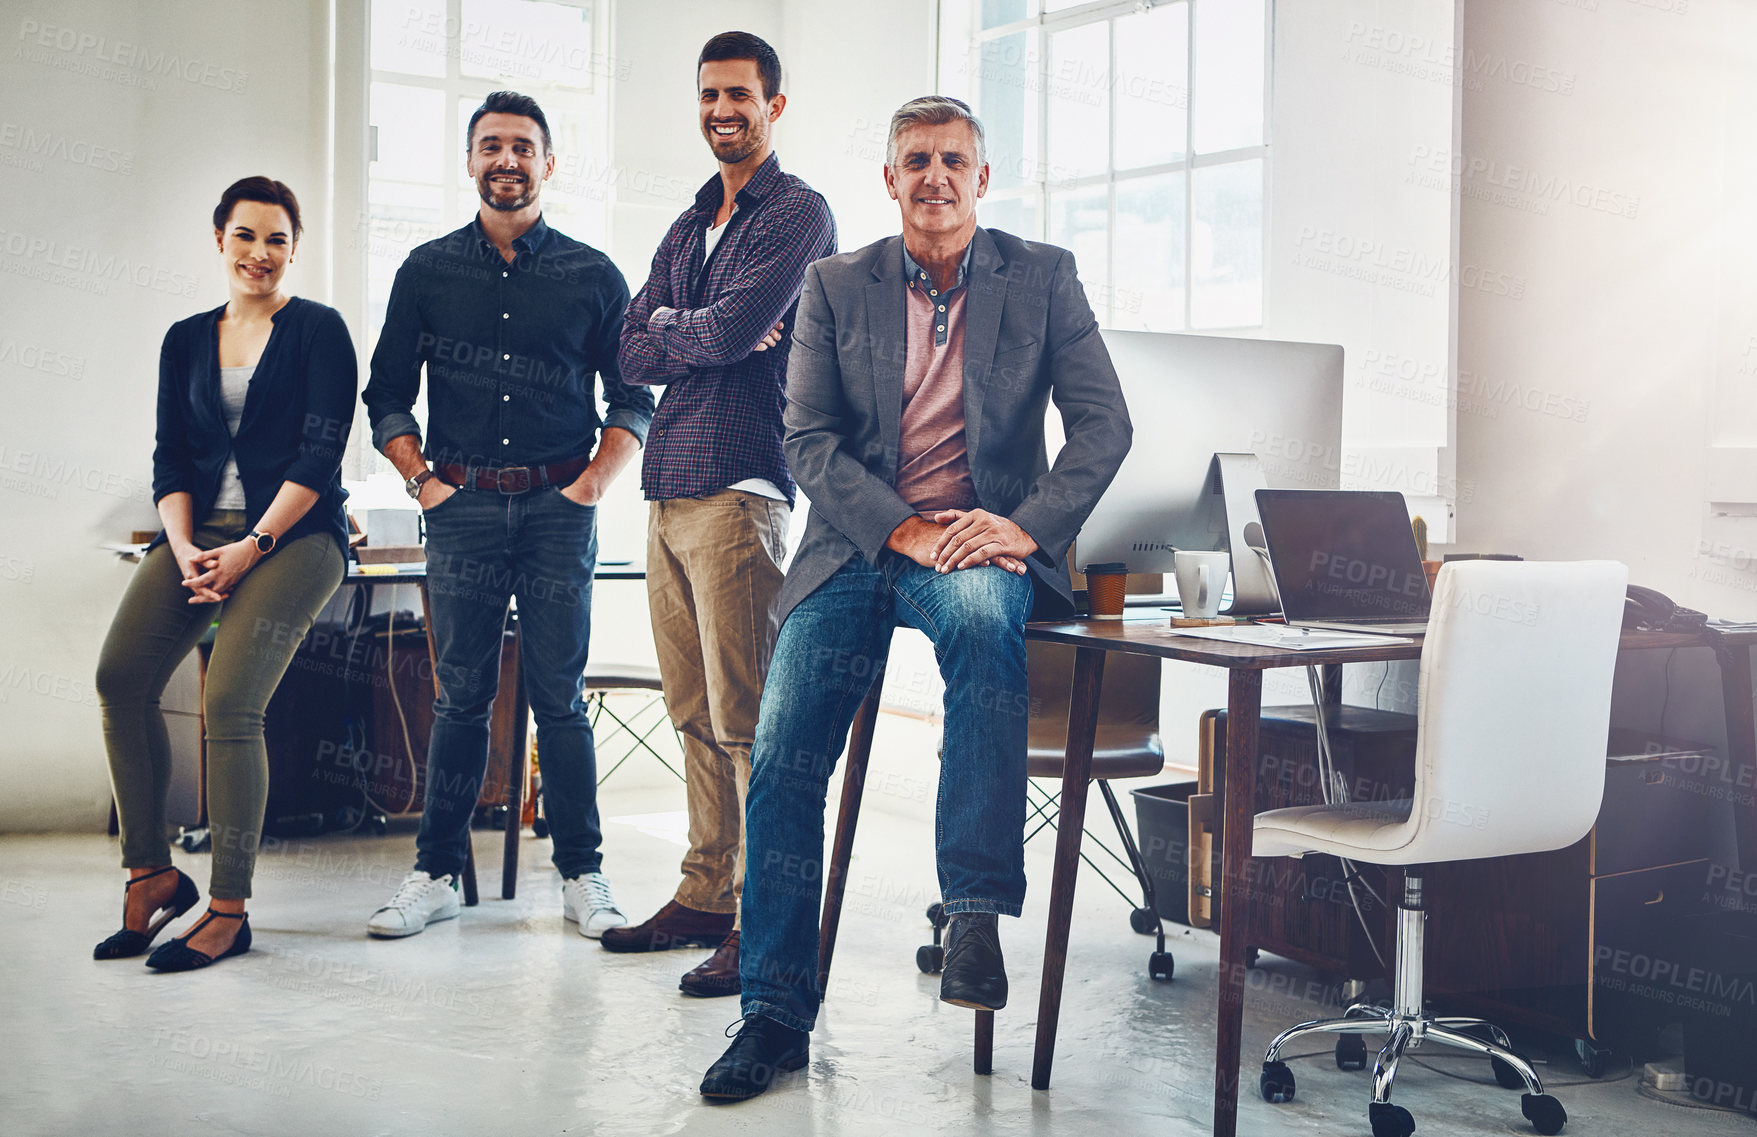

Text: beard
xmin=477 ymin=171 xmax=536 ymax=212
xmin=703 ymin=118 xmax=766 ymax=165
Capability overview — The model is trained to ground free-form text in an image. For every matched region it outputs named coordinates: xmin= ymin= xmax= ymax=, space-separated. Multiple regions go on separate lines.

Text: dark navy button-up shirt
xmin=619 ymin=152 xmax=836 ymax=504
xmin=364 ymin=215 xmax=653 ymax=470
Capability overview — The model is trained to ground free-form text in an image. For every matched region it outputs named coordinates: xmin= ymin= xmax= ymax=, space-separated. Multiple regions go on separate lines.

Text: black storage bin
xmin=1131 ymin=782 xmax=1197 ymax=926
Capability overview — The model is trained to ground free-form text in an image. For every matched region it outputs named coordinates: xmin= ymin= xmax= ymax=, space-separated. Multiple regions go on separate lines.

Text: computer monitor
xmin=1074 ymin=330 xmax=1345 ymax=593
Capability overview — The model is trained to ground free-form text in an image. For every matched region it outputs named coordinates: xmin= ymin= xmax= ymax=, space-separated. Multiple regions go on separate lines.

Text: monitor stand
xmin=1211 ymin=453 xmax=1278 ymax=616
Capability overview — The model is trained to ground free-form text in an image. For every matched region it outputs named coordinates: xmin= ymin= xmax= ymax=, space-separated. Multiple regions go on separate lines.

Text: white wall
xmin=0 ymin=0 xmax=334 ymax=830
xmin=1457 ymin=0 xmax=1757 ymax=618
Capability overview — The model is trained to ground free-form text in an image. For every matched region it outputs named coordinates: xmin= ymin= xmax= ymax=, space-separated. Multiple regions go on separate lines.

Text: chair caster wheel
xmin=1522 ymin=1093 xmax=1567 ymax=1135
xmin=1493 ymin=1055 xmax=1528 ymax=1090
xmin=531 ymin=818 xmax=549 ymax=839
xmin=1259 ymin=1060 xmax=1295 ymax=1103
xmin=367 ymin=813 xmax=388 ymax=836
xmin=1130 ymin=906 xmax=1159 ymax=934
xmin=1369 ymin=1101 xmax=1415 ymax=1137
xmin=916 ymin=945 xmax=944 ymax=974
xmin=926 ymin=902 xmax=946 ymax=927
xmin=1148 ymin=952 xmax=1174 ymax=981
xmin=1336 ymin=1034 xmax=1368 ymax=1070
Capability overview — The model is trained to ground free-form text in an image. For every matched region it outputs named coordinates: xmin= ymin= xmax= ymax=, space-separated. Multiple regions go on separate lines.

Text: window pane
xmin=1193 ymin=0 xmax=1265 ymax=153
xmin=1191 ymin=159 xmax=1262 ymax=328
xmin=1115 ymin=3 xmax=1188 ymax=170
xmin=1047 ymin=22 xmax=1108 ymax=182
xmin=371 ymin=0 xmax=446 ymax=77
xmin=981 ymin=0 xmax=1036 ymax=28
xmin=977 ymin=30 xmax=1041 ymax=193
xmin=1048 ymin=183 xmax=1109 ymax=321
xmin=369 ymin=84 xmax=446 ymax=339
xmin=373 ymin=83 xmax=446 ymax=188
xmin=981 ymin=194 xmax=1040 ymax=241
xmin=459 ymin=0 xmax=595 ymax=88
xmin=1113 ymin=174 xmax=1186 ymax=332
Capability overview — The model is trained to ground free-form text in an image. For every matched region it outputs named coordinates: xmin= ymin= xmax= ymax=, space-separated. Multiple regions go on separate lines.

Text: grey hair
xmin=884 ymin=95 xmax=987 ymax=168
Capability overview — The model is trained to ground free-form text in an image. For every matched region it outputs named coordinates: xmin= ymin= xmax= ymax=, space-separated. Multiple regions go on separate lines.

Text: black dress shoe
xmin=144 ymin=909 xmax=251 ymax=972
xmin=94 ymin=866 xmax=200 ymax=960
xmin=699 ymin=1015 xmax=809 ymax=1101
xmin=940 ymin=912 xmax=1007 ymax=1010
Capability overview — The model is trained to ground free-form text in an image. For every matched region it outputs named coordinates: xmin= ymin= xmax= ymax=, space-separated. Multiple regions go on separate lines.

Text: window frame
xmin=940 ymin=0 xmax=1272 ymax=332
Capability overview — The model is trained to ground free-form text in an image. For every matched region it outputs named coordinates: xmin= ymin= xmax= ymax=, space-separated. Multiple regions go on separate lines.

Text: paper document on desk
xmin=1171 ymin=625 xmax=1412 ymax=650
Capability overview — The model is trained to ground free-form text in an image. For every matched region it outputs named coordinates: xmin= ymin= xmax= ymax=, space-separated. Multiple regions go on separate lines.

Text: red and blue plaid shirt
xmin=619 ymin=152 xmax=836 ymax=504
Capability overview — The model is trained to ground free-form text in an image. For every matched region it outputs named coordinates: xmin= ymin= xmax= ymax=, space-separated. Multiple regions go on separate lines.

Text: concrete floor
xmin=3 ymin=714 xmax=1751 ymax=1136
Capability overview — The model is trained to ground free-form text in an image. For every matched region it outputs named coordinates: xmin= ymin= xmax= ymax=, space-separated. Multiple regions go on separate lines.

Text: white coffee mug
xmin=1175 ymin=550 xmax=1230 ymax=619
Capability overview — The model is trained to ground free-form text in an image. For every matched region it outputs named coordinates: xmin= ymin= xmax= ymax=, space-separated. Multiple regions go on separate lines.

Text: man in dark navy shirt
xmin=362 ymin=90 xmax=653 ymax=941
xmin=606 ymin=31 xmax=835 ymax=998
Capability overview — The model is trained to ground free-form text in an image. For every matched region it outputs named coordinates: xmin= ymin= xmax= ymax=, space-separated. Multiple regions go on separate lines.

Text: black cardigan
xmin=150 ymin=296 xmax=358 ymax=555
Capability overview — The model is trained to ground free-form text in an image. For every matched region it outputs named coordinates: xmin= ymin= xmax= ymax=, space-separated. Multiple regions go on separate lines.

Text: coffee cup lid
xmin=1083 ymin=562 xmax=1127 ymax=574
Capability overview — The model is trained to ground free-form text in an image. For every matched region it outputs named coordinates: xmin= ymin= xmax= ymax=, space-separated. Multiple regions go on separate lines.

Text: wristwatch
xmin=248 ymin=530 xmax=277 ymax=554
xmin=405 ymin=469 xmax=436 ymax=499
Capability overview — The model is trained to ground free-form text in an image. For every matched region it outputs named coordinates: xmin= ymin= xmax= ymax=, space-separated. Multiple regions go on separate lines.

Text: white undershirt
xmin=213 ymin=363 xmax=254 ymax=510
xmin=702 ymin=204 xmax=787 ymax=504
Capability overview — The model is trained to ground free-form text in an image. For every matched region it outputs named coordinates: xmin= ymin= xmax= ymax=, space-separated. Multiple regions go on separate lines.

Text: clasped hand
xmin=888 ymin=510 xmax=1037 ymax=575
xmin=174 ymin=539 xmax=261 ymax=604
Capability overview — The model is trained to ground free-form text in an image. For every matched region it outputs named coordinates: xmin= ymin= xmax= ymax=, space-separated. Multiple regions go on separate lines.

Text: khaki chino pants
xmin=646 ymin=489 xmax=789 ymax=923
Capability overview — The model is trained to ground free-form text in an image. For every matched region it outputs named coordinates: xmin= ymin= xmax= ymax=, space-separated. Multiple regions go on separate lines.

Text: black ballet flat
xmin=144 ymin=909 xmax=251 ymax=972
xmin=93 ymin=865 xmax=200 ymax=960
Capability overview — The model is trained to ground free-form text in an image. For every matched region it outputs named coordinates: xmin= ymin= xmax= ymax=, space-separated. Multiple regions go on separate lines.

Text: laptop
xmin=1253 ymin=490 xmax=1431 ymax=635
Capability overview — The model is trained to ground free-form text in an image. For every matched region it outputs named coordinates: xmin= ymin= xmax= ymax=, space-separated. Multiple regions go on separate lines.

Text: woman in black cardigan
xmin=93 ymin=177 xmax=357 ymax=970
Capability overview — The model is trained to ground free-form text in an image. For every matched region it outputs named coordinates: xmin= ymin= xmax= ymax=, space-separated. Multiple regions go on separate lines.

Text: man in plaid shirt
xmin=608 ymin=31 xmax=836 ymax=997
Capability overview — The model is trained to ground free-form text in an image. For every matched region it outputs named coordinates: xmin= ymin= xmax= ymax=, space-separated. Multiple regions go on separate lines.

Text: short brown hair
xmin=698 ymin=31 xmax=782 ymax=102
xmin=213 ymin=176 xmax=302 ymax=240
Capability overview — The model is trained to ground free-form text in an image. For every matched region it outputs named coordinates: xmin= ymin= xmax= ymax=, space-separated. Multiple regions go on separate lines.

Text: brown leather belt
xmin=434 ymin=454 xmax=590 ymax=495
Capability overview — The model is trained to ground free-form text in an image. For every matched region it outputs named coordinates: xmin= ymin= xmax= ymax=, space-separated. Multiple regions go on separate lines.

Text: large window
xmin=939 ymin=0 xmax=1268 ymax=331
xmin=365 ymin=0 xmax=611 ymax=352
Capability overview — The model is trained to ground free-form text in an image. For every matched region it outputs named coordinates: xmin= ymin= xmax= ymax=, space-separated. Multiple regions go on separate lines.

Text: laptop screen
xmin=1255 ymin=490 xmax=1431 ymax=622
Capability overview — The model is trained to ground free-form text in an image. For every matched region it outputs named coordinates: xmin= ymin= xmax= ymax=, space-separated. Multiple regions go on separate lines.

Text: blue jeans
xmin=739 ymin=552 xmax=1034 ymax=1032
xmin=414 ymin=486 xmax=602 ymax=880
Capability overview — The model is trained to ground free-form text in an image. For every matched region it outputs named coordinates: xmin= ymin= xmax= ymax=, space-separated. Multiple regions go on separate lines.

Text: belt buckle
xmin=494 ymin=466 xmax=532 ymax=495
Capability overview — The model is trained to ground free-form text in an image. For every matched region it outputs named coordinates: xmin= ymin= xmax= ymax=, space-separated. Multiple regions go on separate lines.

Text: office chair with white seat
xmin=1253 ymin=560 xmax=1629 ymax=1137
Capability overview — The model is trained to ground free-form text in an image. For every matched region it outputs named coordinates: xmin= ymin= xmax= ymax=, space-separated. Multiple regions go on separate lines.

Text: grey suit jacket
xmin=779 ymin=226 xmax=1133 ymax=624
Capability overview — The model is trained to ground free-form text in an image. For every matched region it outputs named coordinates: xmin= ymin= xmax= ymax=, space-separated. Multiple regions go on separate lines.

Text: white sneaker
xmin=367 ymin=870 xmax=461 ymax=938
xmin=561 ymin=872 xmax=627 ymax=939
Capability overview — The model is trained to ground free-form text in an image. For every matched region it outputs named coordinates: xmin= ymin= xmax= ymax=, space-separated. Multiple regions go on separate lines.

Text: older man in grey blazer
xmin=700 ymin=95 xmax=1131 ymax=1101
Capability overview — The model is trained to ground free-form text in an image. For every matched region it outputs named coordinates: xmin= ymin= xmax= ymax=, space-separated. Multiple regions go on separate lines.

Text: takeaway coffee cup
xmin=1175 ymin=551 xmax=1230 ymax=620
xmin=1084 ymin=562 xmax=1128 ymax=619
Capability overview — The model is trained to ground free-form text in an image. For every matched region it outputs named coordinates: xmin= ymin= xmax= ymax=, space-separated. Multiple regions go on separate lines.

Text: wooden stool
xmin=815 ymin=692 xmax=995 ymax=1075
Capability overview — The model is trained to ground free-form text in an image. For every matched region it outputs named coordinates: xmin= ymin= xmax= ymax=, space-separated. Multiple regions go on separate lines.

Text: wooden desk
xmin=1022 ymin=616 xmax=1702 ymax=1137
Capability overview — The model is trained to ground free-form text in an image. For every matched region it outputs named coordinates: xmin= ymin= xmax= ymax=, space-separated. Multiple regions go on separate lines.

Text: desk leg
xmin=462 ymin=841 xmax=479 ymax=907
xmin=1213 ymin=668 xmax=1261 ymax=1137
xmin=1031 ymin=647 xmax=1105 ymax=1091
xmin=502 ymin=626 xmax=528 ymax=901
xmin=818 ymin=692 xmax=881 ymax=992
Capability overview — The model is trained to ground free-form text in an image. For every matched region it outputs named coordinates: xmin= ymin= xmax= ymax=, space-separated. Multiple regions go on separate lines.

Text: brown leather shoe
xmin=599 ymin=899 xmax=733 ymax=953
xmin=679 ymin=929 xmax=741 ymax=998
